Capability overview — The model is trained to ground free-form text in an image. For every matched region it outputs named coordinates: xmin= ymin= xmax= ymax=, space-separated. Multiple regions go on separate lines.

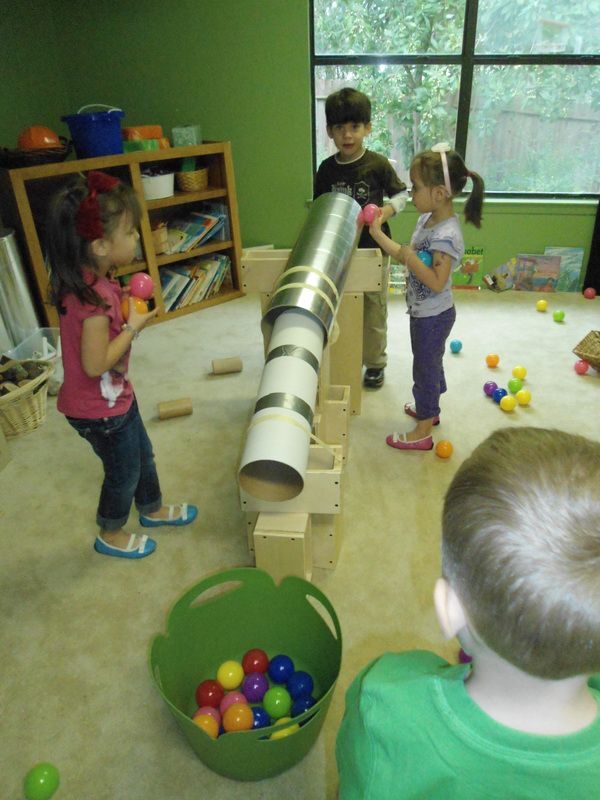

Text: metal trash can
xmin=0 ymin=228 xmax=40 ymax=348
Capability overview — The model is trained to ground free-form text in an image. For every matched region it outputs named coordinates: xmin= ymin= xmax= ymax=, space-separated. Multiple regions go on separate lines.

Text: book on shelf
xmin=514 ymin=254 xmax=561 ymax=292
xmin=159 ymin=267 xmax=194 ymax=311
xmin=199 ymin=201 xmax=231 ymax=241
xmin=160 ymin=255 xmax=232 ymax=311
xmin=166 ymin=211 xmax=226 ymax=254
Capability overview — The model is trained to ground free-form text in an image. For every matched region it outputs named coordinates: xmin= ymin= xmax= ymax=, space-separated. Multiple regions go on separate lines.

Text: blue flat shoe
xmin=139 ymin=502 xmax=198 ymax=528
xmin=94 ymin=533 xmax=156 ymax=559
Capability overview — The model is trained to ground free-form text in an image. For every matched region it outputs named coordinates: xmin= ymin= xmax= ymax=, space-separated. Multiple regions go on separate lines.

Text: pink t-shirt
xmin=57 ymin=272 xmax=133 ymax=419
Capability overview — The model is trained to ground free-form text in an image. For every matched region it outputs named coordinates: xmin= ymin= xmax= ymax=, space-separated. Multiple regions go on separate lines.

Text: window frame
xmin=310 ymin=0 xmax=600 ymax=199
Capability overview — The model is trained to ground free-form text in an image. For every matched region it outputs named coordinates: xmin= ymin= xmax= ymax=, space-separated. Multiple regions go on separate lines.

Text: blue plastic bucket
xmin=61 ymin=105 xmax=124 ymax=159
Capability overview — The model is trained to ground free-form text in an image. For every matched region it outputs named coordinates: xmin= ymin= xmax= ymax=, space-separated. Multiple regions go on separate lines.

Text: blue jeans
xmin=410 ymin=306 xmax=456 ymax=419
xmin=67 ymin=398 xmax=162 ymax=531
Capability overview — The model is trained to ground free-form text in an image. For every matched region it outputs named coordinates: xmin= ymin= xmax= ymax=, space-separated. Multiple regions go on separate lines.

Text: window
xmin=311 ymin=0 xmax=600 ymax=196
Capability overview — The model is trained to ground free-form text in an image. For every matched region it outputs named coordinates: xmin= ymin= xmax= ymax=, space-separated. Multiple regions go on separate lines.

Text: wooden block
xmin=315 ymin=384 xmax=350 ymax=460
xmin=211 ymin=356 xmax=243 ymax=374
xmin=240 ymin=443 xmax=342 ymax=514
xmin=329 ymin=293 xmax=363 ymax=415
xmin=246 ymin=511 xmax=258 ymax=553
xmin=253 ymin=511 xmax=312 ymax=583
xmin=241 ymin=248 xmax=382 ymax=294
xmin=311 ymin=513 xmax=343 ymax=570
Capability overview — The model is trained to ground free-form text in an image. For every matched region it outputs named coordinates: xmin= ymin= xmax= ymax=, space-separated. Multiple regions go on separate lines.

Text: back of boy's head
xmin=325 ymin=87 xmax=371 ymax=127
xmin=442 ymin=426 xmax=600 ymax=680
xmin=413 ymin=147 xmax=485 ymax=228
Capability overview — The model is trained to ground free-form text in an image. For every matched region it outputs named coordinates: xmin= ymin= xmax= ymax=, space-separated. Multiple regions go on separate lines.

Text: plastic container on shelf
xmin=141 ymin=172 xmax=175 ymax=200
xmin=61 ymin=104 xmax=124 ymax=158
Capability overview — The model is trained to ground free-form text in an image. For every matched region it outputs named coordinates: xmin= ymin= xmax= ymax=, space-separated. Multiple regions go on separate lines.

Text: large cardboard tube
xmin=157 ymin=397 xmax=193 ymax=420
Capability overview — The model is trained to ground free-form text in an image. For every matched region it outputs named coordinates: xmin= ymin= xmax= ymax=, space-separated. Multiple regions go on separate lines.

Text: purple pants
xmin=409 ymin=306 xmax=456 ymax=419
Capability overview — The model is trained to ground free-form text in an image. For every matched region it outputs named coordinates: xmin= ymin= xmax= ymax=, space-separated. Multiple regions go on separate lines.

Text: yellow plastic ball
xmin=515 ymin=389 xmax=531 ymax=406
xmin=216 ymin=660 xmax=244 ymax=690
xmin=512 ymin=365 xmax=527 ymax=380
xmin=192 ymin=713 xmax=219 ymax=738
xmin=269 ymin=717 xmax=300 ymax=740
xmin=536 ymin=299 xmax=548 ymax=312
xmin=500 ymin=395 xmax=517 ymax=412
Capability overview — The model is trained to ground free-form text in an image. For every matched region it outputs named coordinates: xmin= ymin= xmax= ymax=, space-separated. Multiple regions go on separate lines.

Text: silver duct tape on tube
xmin=239 ymin=192 xmax=361 ymax=502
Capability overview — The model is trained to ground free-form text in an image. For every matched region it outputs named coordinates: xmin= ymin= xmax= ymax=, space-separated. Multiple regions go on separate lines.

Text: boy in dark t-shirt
xmin=314 ymin=87 xmax=407 ymax=389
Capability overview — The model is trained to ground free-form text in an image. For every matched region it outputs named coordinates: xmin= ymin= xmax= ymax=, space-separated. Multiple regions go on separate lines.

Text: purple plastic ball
xmin=483 ymin=380 xmax=498 ymax=397
xmin=242 ymin=671 xmax=269 ymax=703
xmin=268 ymin=654 xmax=295 ymax=684
xmin=492 ymin=387 xmax=508 ymax=404
xmin=287 ymin=670 xmax=314 ymax=701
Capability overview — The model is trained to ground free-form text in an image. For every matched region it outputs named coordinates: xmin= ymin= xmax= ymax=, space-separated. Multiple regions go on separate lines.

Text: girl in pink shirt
xmin=47 ymin=171 xmax=197 ymax=559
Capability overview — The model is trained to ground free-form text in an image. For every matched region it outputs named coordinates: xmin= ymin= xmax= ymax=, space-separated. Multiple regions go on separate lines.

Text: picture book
xmin=159 ymin=267 xmax=193 ymax=310
xmin=452 ymin=248 xmax=484 ymax=288
xmin=544 ymin=246 xmax=585 ymax=292
xmin=484 ymin=257 xmax=517 ymax=292
xmin=164 ymin=254 xmax=232 ymax=310
xmin=514 ymin=254 xmax=561 ymax=292
xmin=166 ymin=212 xmax=225 ymax=254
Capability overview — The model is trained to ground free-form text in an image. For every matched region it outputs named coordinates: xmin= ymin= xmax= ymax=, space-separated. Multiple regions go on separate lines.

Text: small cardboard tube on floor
xmin=157 ymin=397 xmax=193 ymax=420
xmin=211 ymin=356 xmax=243 ymax=375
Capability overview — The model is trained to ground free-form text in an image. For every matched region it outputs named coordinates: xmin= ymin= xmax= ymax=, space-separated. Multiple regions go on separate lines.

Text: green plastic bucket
xmin=149 ymin=568 xmax=342 ymax=781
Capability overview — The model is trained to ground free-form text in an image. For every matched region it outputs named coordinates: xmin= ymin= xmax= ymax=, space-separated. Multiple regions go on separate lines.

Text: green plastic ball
xmin=24 ymin=763 xmax=60 ymax=800
xmin=507 ymin=377 xmax=523 ymax=394
xmin=263 ymin=685 xmax=292 ymax=719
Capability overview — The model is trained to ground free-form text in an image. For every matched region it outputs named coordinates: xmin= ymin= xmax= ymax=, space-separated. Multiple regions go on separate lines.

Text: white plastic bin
xmin=4 ymin=328 xmax=63 ymax=396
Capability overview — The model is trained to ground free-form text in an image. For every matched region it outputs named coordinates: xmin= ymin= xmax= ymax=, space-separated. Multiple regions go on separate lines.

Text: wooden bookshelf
xmin=0 ymin=142 xmax=243 ymax=327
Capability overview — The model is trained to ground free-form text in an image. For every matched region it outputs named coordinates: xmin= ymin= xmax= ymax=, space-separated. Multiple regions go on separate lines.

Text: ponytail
xmin=464 ymin=170 xmax=485 ymax=229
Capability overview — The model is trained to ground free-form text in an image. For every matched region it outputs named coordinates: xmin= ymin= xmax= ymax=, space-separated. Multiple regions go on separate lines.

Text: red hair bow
xmin=75 ymin=170 xmax=121 ymax=241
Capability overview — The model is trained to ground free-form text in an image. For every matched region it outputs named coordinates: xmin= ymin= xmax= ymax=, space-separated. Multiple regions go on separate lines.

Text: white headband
xmin=431 ymin=142 xmax=452 ymax=197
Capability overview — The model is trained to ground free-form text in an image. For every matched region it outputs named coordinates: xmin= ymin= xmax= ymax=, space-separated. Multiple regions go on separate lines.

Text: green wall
xmin=0 ymin=1 xmax=69 ymax=148
xmin=1 ymin=0 xmax=596 ymax=273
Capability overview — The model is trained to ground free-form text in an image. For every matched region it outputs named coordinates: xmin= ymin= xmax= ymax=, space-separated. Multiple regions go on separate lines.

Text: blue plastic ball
xmin=417 ymin=249 xmax=433 ymax=267
xmin=449 ymin=339 xmax=462 ymax=354
xmin=287 ymin=670 xmax=314 ymax=701
xmin=492 ymin=387 xmax=508 ymax=404
xmin=291 ymin=695 xmax=316 ymax=717
xmin=251 ymin=706 xmax=271 ymax=729
xmin=268 ymin=654 xmax=295 ymax=684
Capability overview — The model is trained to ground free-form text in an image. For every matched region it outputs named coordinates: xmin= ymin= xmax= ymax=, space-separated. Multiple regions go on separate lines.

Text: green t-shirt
xmin=336 ymin=650 xmax=600 ymax=799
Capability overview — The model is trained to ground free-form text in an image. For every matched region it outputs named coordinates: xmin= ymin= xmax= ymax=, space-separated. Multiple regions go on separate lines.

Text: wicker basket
xmin=176 ymin=167 xmax=208 ymax=192
xmin=573 ymin=330 xmax=600 ymax=371
xmin=0 ymin=361 xmax=54 ymax=438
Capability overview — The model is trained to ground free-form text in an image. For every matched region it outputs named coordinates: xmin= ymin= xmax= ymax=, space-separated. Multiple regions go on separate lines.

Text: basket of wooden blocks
xmin=0 ymin=360 xmax=54 ymax=437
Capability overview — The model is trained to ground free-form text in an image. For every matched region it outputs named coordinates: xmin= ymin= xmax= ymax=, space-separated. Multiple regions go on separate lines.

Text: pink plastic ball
xmin=129 ymin=272 xmax=154 ymax=300
xmin=361 ymin=203 xmax=380 ymax=224
xmin=583 ymin=287 xmax=597 ymax=300
xmin=193 ymin=705 xmax=221 ymax=726
xmin=219 ymin=690 xmax=247 ymax=714
xmin=574 ymin=360 xmax=590 ymax=375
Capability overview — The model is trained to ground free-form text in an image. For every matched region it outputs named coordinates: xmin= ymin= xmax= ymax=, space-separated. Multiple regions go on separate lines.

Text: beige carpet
xmin=2 ymin=288 xmax=599 ymax=799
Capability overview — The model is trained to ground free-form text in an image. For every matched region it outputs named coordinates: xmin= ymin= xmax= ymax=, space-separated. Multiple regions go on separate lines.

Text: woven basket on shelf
xmin=573 ymin=330 xmax=600 ymax=371
xmin=0 ymin=361 xmax=54 ymax=438
xmin=176 ymin=167 xmax=208 ymax=192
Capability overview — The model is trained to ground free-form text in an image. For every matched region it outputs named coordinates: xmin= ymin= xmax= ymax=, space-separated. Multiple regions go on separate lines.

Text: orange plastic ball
xmin=121 ymin=296 xmax=148 ymax=321
xmin=435 ymin=440 xmax=453 ymax=459
xmin=222 ymin=702 xmax=253 ymax=732
xmin=485 ymin=353 xmax=500 ymax=368
xmin=192 ymin=713 xmax=219 ymax=738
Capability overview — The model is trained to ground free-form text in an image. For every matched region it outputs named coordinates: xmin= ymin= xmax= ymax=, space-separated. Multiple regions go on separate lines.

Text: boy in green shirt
xmin=337 ymin=427 xmax=600 ymax=798
xmin=314 ymin=88 xmax=406 ymax=389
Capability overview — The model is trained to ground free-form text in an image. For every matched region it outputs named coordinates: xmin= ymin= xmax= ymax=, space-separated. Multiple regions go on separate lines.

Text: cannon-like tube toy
xmin=238 ymin=192 xmax=361 ymax=502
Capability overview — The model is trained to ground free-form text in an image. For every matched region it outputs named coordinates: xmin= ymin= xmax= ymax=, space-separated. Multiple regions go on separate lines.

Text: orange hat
xmin=17 ymin=126 xmax=61 ymax=150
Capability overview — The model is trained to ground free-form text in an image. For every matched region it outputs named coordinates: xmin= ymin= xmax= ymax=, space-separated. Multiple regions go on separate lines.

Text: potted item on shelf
xmin=141 ymin=168 xmax=175 ymax=200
